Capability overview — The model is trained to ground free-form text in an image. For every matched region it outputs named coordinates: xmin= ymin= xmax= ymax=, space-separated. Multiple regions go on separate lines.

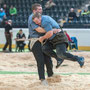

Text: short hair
xmin=32 ymin=12 xmax=42 ymax=20
xmin=0 ymin=8 xmax=3 ymax=11
xmin=32 ymin=3 xmax=42 ymax=11
xmin=8 ymin=20 xmax=12 ymax=23
xmin=19 ymin=29 xmax=22 ymax=31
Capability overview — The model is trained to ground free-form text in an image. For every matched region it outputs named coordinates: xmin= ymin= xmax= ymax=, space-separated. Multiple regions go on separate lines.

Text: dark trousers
xmin=16 ymin=41 xmax=26 ymax=52
xmin=42 ymin=41 xmax=62 ymax=61
xmin=56 ymin=43 xmax=79 ymax=61
xmin=42 ymin=41 xmax=79 ymax=62
xmin=3 ymin=34 xmax=12 ymax=52
xmin=32 ymin=41 xmax=53 ymax=80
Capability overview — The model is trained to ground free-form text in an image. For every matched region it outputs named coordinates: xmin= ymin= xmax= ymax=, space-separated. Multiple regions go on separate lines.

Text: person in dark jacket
xmin=3 ymin=4 xmax=9 ymax=16
xmin=67 ymin=8 xmax=77 ymax=23
xmin=3 ymin=20 xmax=12 ymax=52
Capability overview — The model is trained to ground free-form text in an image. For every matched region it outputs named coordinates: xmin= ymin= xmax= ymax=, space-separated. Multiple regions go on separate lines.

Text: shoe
xmin=41 ymin=80 xmax=48 ymax=86
xmin=2 ymin=50 xmax=9 ymax=53
xmin=77 ymin=57 xmax=84 ymax=68
xmin=2 ymin=50 xmax=7 ymax=52
xmin=56 ymin=59 xmax=64 ymax=68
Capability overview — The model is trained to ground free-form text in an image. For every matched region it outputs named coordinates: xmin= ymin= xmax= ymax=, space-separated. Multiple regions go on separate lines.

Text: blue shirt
xmin=41 ymin=15 xmax=60 ymax=40
xmin=28 ymin=13 xmax=41 ymax=38
xmin=0 ymin=11 xmax=6 ymax=19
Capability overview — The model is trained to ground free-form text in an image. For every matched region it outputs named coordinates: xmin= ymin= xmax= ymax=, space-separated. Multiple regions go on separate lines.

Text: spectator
xmin=3 ymin=4 xmax=9 ymax=16
xmin=3 ymin=20 xmax=13 ymax=52
xmin=81 ymin=9 xmax=90 ymax=16
xmin=64 ymin=31 xmax=72 ymax=42
xmin=81 ymin=9 xmax=88 ymax=16
xmin=9 ymin=5 xmax=17 ymax=16
xmin=0 ymin=8 xmax=6 ymax=24
xmin=64 ymin=31 xmax=72 ymax=50
xmin=45 ymin=0 xmax=56 ymax=9
xmin=15 ymin=29 xmax=26 ymax=52
xmin=76 ymin=8 xmax=82 ymax=18
xmin=67 ymin=8 xmax=77 ymax=23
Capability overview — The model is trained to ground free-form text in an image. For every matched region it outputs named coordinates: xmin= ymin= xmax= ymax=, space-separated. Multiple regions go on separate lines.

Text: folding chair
xmin=70 ymin=37 xmax=78 ymax=50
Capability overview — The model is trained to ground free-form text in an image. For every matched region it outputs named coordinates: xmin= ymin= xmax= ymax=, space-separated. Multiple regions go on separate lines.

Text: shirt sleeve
xmin=43 ymin=22 xmax=53 ymax=32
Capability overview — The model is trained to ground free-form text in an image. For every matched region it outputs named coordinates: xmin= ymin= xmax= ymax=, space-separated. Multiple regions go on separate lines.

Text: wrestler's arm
xmin=38 ymin=23 xmax=61 ymax=43
xmin=35 ymin=27 xmax=61 ymax=34
xmin=38 ymin=30 xmax=53 ymax=43
xmin=37 ymin=28 xmax=61 ymax=43
xmin=32 ymin=22 xmax=61 ymax=42
xmin=35 ymin=27 xmax=61 ymax=43
xmin=35 ymin=27 xmax=46 ymax=33
xmin=31 ymin=20 xmax=61 ymax=33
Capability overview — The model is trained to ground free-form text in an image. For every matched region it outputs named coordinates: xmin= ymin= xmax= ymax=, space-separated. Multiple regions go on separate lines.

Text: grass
xmin=0 ymin=48 xmax=30 ymax=52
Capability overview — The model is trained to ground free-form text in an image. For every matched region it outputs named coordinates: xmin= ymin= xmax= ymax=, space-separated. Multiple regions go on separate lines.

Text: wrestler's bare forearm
xmin=35 ymin=27 xmax=46 ymax=33
xmin=35 ymin=27 xmax=61 ymax=34
xmin=39 ymin=31 xmax=53 ymax=43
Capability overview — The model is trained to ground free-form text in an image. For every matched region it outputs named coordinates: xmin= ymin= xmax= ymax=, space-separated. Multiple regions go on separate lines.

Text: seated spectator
xmin=9 ymin=5 xmax=17 ymax=17
xmin=58 ymin=18 xmax=66 ymax=28
xmin=64 ymin=31 xmax=72 ymax=42
xmin=67 ymin=8 xmax=77 ymax=23
xmin=76 ymin=8 xmax=82 ymax=21
xmin=0 ymin=8 xmax=6 ymax=24
xmin=3 ymin=4 xmax=9 ymax=16
xmin=45 ymin=0 xmax=56 ymax=10
xmin=64 ymin=31 xmax=72 ymax=50
xmin=76 ymin=8 xmax=82 ymax=18
xmin=81 ymin=9 xmax=90 ymax=16
xmin=15 ymin=29 xmax=26 ymax=52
